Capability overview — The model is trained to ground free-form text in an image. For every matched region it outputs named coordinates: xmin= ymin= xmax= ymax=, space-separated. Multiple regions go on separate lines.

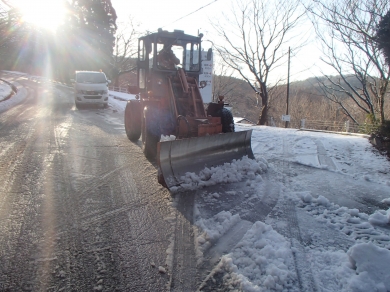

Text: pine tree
xmin=64 ymin=0 xmax=117 ymax=72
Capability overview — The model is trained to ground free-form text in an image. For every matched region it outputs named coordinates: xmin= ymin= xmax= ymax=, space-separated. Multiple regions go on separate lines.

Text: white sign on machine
xmin=185 ymin=49 xmax=213 ymax=103
xmin=198 ymin=50 xmax=213 ymax=103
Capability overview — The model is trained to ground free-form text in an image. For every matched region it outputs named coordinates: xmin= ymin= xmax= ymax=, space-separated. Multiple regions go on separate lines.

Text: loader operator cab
xmin=136 ymin=29 xmax=202 ymax=94
xmin=157 ymin=43 xmax=180 ymax=70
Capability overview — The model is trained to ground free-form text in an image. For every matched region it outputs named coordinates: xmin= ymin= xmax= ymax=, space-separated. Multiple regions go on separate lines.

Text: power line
xmin=161 ymin=0 xmax=218 ymax=29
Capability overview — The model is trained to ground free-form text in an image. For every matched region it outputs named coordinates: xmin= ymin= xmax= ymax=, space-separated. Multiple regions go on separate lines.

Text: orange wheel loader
xmin=124 ymin=28 xmax=254 ymax=189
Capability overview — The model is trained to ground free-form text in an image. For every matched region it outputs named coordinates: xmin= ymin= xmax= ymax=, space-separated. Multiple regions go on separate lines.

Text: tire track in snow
xmin=314 ymin=139 xmax=337 ymax=171
xmin=168 ymin=192 xmax=198 ymax=292
xmin=281 ymin=136 xmax=318 ymax=292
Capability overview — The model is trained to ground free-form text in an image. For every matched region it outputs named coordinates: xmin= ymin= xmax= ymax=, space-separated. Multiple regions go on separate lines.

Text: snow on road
xmin=2 ymin=72 xmax=390 ymax=291
xmin=0 ymin=82 xmax=28 ymax=114
xmin=108 ymin=89 xmax=390 ymax=291
xmin=0 ymin=72 xmax=32 ymax=113
xmin=191 ymin=126 xmax=390 ymax=291
xmin=0 ymin=79 xmax=12 ymax=102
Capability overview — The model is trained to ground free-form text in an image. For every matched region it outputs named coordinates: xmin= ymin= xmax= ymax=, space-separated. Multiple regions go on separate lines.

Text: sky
xmin=110 ymin=0 xmax=329 ymax=83
xmin=111 ymin=0 xmax=224 ymax=37
xmin=2 ymin=72 xmax=390 ymax=291
xmin=5 ymin=0 xmax=66 ymax=31
xmin=2 ymin=0 xmax=332 ymax=83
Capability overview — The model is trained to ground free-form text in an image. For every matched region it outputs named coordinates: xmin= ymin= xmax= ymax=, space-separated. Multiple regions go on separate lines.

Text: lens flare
xmin=14 ymin=0 xmax=66 ymax=32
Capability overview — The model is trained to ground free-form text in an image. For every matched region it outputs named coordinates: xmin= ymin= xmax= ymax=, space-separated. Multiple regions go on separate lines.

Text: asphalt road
xmin=0 ymin=80 xmax=176 ymax=291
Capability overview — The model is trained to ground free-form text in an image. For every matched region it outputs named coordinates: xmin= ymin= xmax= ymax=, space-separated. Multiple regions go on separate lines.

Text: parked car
xmin=72 ymin=71 xmax=110 ymax=109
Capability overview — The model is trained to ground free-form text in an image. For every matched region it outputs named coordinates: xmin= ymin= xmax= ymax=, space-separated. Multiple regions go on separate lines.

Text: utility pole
xmin=285 ymin=47 xmax=290 ymax=128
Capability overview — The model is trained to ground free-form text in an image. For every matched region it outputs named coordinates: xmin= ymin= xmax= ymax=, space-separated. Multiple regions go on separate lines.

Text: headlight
xmin=77 ymin=89 xmax=83 ymax=94
xmin=101 ymin=90 xmax=108 ymax=94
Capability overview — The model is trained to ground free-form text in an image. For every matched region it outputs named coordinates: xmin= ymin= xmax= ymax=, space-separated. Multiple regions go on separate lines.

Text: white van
xmin=73 ymin=71 xmax=110 ymax=109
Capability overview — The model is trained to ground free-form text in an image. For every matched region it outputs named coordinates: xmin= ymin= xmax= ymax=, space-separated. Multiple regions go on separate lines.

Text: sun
xmin=14 ymin=0 xmax=66 ymax=32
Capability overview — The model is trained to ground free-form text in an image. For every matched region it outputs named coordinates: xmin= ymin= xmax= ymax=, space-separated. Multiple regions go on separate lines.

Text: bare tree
xmin=212 ymin=61 xmax=240 ymax=102
xmin=270 ymin=83 xmax=349 ymax=128
xmin=211 ymin=0 xmax=306 ymax=125
xmin=111 ymin=16 xmax=140 ymax=86
xmin=306 ymin=0 xmax=390 ymax=125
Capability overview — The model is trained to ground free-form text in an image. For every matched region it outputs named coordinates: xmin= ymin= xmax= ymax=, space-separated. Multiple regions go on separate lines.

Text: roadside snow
xmin=191 ymin=125 xmax=390 ymax=291
xmin=0 ymin=80 xmax=28 ymax=113
xmin=194 ymin=187 xmax=390 ymax=291
xmin=172 ymin=127 xmax=390 ymax=290
xmin=0 ymin=80 xmax=12 ymax=102
xmin=108 ymin=90 xmax=136 ymax=111
xmin=170 ymin=156 xmax=268 ymax=192
xmin=369 ymin=209 xmax=390 ymax=226
xmin=195 ymin=211 xmax=241 ymax=257
xmin=220 ymin=221 xmax=296 ymax=291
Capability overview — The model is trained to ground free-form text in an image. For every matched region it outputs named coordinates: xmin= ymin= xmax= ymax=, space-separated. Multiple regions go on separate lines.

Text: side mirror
xmin=207 ymin=48 xmax=212 ymax=61
xmin=107 ymin=80 xmax=111 ymax=84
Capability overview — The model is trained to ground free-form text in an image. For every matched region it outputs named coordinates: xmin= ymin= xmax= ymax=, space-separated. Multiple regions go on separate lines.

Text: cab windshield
xmin=154 ymin=37 xmax=201 ymax=72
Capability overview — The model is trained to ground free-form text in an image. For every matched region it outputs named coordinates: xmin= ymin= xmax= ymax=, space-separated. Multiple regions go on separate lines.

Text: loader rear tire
xmin=220 ymin=108 xmax=235 ymax=133
xmin=124 ymin=100 xmax=142 ymax=141
xmin=142 ymin=106 xmax=160 ymax=160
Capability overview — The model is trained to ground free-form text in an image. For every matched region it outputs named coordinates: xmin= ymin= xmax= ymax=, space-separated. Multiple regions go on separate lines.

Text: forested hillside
xmin=214 ymin=74 xmax=389 ymax=128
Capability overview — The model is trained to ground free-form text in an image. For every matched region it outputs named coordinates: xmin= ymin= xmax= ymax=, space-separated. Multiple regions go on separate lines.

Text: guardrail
xmin=300 ymin=119 xmax=377 ymax=134
xmin=108 ymin=86 xmax=128 ymax=93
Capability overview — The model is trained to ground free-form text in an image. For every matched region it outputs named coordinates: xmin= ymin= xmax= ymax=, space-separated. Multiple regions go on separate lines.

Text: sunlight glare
xmin=15 ymin=0 xmax=66 ymax=31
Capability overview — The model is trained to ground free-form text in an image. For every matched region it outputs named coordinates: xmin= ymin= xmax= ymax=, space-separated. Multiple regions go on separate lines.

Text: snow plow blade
xmin=158 ymin=130 xmax=254 ymax=189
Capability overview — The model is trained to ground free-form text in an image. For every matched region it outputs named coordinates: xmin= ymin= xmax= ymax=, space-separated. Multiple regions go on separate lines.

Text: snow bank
xmin=0 ymin=82 xmax=27 ymax=113
xmin=198 ymin=192 xmax=390 ymax=292
xmin=195 ymin=211 xmax=240 ymax=258
xmin=347 ymin=243 xmax=390 ymax=291
xmin=108 ymin=91 xmax=136 ymax=101
xmin=302 ymin=242 xmax=390 ymax=292
xmin=172 ymin=156 xmax=268 ymax=191
xmin=381 ymin=198 xmax=390 ymax=205
xmin=309 ymin=248 xmax=355 ymax=291
xmin=368 ymin=208 xmax=390 ymax=226
xmin=289 ymin=191 xmax=390 ymax=291
xmin=220 ymin=221 xmax=295 ymax=291
xmin=0 ymin=80 xmax=12 ymax=102
xmin=296 ymin=192 xmax=390 ymax=249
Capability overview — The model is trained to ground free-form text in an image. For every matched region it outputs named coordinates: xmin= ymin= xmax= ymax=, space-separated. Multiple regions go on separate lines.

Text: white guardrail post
xmin=345 ymin=120 xmax=350 ymax=132
xmin=300 ymin=119 xmax=305 ymax=129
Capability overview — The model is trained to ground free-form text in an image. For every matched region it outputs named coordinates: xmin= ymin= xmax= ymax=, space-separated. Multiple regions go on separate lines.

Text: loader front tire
xmin=142 ymin=106 xmax=160 ymax=160
xmin=124 ymin=100 xmax=142 ymax=141
xmin=220 ymin=108 xmax=235 ymax=133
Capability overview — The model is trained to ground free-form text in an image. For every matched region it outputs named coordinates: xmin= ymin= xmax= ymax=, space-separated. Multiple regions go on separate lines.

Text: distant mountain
xmin=215 ymin=74 xmax=365 ymax=123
